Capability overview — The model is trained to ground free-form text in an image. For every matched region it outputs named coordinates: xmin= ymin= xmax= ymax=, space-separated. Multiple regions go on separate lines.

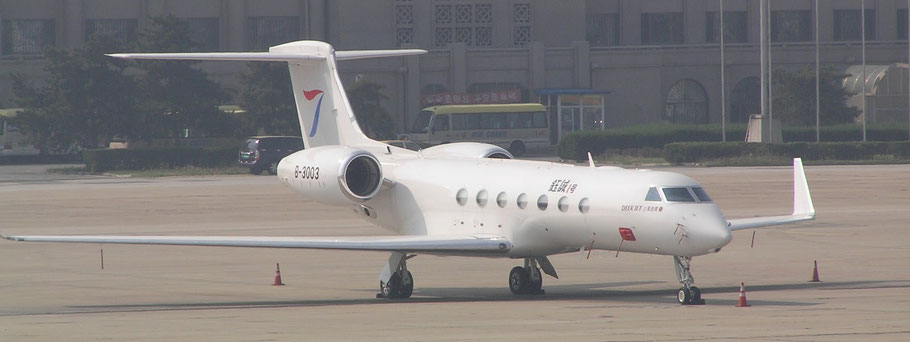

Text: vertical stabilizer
xmin=270 ymin=41 xmax=372 ymax=148
xmin=107 ymin=40 xmax=426 ymax=149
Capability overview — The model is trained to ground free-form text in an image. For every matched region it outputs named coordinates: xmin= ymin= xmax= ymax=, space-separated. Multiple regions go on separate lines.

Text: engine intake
xmin=343 ymin=153 xmax=382 ymax=200
xmin=278 ymin=146 xmax=384 ymax=206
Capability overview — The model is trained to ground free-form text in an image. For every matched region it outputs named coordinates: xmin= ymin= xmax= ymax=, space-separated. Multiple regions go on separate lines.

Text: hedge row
xmin=82 ymin=147 xmax=237 ymax=172
xmin=664 ymin=141 xmax=910 ymax=164
xmin=557 ymin=124 xmax=910 ymax=161
xmin=0 ymin=154 xmax=82 ymax=165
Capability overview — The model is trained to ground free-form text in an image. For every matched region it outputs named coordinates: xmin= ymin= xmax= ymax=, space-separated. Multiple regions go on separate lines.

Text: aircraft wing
xmin=0 ymin=233 xmax=511 ymax=254
xmin=727 ymin=158 xmax=816 ymax=231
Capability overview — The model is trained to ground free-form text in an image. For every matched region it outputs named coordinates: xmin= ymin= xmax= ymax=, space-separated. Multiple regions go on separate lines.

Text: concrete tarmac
xmin=0 ymin=163 xmax=908 ymax=341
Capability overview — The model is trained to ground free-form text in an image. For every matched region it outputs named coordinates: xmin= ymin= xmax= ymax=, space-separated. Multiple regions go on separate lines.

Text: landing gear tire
xmin=508 ymin=141 xmax=526 ymax=157
xmin=380 ymin=270 xmax=414 ymax=299
xmin=677 ymin=287 xmax=693 ymax=305
xmin=267 ymin=162 xmax=278 ymax=175
xmin=690 ymin=286 xmax=701 ymax=302
xmin=509 ymin=266 xmax=530 ymax=295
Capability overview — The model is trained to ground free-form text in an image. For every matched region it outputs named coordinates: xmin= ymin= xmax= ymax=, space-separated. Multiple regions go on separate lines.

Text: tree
xmin=237 ymin=62 xmax=299 ymax=136
xmin=347 ymin=79 xmax=395 ymax=140
xmin=771 ymin=66 xmax=860 ymax=126
xmin=134 ymin=16 xmax=234 ymax=138
xmin=11 ymin=35 xmax=142 ymax=153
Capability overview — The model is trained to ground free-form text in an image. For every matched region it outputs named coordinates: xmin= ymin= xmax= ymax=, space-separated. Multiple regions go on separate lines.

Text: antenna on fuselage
xmin=587 ymin=152 xmax=596 ymax=168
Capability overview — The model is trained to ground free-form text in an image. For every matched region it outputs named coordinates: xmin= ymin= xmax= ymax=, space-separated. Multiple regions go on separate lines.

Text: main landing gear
xmin=509 ymin=258 xmax=546 ymax=295
xmin=377 ymin=252 xmax=414 ymax=299
xmin=674 ymin=256 xmax=704 ymax=305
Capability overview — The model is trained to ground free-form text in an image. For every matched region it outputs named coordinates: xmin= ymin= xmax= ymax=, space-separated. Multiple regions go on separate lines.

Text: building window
xmin=396 ymin=0 xmax=414 ymax=46
xmin=770 ymin=10 xmax=811 ymax=42
xmin=186 ymin=18 xmax=220 ymax=51
xmin=247 ymin=16 xmax=299 ymax=51
xmin=900 ymin=9 xmax=909 ymax=40
xmin=834 ymin=9 xmax=875 ymax=41
xmin=2 ymin=19 xmax=55 ymax=55
xmin=706 ymin=11 xmax=747 ymax=43
xmin=587 ymin=13 xmax=620 ymax=46
xmin=665 ymin=79 xmax=708 ymax=124
xmin=85 ymin=19 xmax=137 ymax=46
xmin=434 ymin=1 xmax=493 ymax=48
xmin=641 ymin=12 xmax=683 ymax=44
xmin=513 ymin=3 xmax=531 ymax=46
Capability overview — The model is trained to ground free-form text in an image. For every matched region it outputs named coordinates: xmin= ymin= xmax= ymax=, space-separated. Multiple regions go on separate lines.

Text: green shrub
xmin=664 ymin=141 xmax=910 ymax=164
xmin=82 ymin=147 xmax=237 ymax=172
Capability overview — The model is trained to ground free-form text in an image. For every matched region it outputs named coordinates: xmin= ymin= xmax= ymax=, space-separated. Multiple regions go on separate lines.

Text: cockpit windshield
xmin=645 ymin=187 xmax=661 ymax=201
xmin=691 ymin=187 xmax=712 ymax=202
xmin=662 ymin=187 xmax=696 ymax=202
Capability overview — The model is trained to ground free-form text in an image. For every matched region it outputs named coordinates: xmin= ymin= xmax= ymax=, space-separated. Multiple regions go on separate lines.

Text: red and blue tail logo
xmin=303 ymin=89 xmax=325 ymax=137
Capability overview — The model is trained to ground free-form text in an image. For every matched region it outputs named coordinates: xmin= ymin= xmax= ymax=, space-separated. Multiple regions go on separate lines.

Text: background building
xmin=1 ymin=0 xmax=908 ymax=141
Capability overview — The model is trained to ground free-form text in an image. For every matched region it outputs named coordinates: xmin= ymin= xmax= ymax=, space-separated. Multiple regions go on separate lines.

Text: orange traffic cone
xmin=272 ymin=263 xmax=285 ymax=286
xmin=809 ymin=260 xmax=821 ymax=282
xmin=735 ymin=282 xmax=750 ymax=307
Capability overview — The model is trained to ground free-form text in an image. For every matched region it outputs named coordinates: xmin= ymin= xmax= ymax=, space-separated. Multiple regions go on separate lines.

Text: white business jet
xmin=1 ymin=41 xmax=815 ymax=304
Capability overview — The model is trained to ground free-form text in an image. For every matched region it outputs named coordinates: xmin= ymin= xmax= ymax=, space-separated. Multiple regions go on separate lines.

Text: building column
xmin=450 ymin=42 xmax=466 ymax=92
xmin=528 ymin=41 xmax=546 ymax=97
xmin=60 ymin=0 xmax=84 ymax=49
xmin=223 ymin=0 xmax=246 ymax=51
xmin=572 ymin=41 xmax=590 ymax=88
xmin=404 ymin=44 xmax=421 ymax=134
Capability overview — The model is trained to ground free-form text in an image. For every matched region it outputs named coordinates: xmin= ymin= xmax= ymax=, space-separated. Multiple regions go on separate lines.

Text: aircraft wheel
xmin=508 ymin=141 xmax=526 ymax=157
xmin=509 ymin=266 xmax=530 ymax=295
xmin=383 ymin=272 xmax=401 ymax=298
xmin=267 ymin=162 xmax=279 ymax=175
xmin=398 ymin=270 xmax=414 ymax=298
xmin=529 ymin=273 xmax=543 ymax=293
xmin=690 ymin=286 xmax=701 ymax=302
xmin=677 ymin=287 xmax=693 ymax=305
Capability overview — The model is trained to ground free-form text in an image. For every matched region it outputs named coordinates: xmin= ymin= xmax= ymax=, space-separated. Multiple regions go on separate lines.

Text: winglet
xmin=792 ymin=158 xmax=815 ymax=218
xmin=587 ymin=152 xmax=596 ymax=168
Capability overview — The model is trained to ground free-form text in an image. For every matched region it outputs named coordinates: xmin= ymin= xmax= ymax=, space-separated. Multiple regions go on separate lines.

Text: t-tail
xmin=108 ymin=40 xmax=426 ymax=149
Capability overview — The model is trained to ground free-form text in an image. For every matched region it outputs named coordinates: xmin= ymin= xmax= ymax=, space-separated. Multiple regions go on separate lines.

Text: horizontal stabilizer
xmin=336 ymin=49 xmax=427 ymax=60
xmin=727 ymin=158 xmax=816 ymax=230
xmin=1 ymin=233 xmax=511 ymax=254
xmin=107 ymin=52 xmax=327 ymax=62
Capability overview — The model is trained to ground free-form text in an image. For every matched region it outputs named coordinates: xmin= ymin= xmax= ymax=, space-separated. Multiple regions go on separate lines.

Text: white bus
xmin=406 ymin=103 xmax=549 ymax=156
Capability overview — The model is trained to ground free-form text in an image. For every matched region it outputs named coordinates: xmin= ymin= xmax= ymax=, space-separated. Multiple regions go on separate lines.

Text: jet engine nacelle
xmin=277 ymin=146 xmax=383 ymax=206
xmin=420 ymin=142 xmax=513 ymax=159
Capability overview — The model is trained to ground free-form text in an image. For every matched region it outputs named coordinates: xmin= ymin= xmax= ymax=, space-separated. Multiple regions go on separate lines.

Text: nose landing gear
xmin=674 ymin=256 xmax=704 ymax=305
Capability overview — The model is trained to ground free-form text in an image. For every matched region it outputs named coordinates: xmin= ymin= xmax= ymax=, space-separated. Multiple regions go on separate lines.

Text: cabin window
xmin=456 ymin=188 xmax=468 ymax=206
xmin=517 ymin=193 xmax=528 ymax=209
xmin=578 ymin=198 xmax=590 ymax=213
xmin=537 ymin=194 xmax=548 ymax=210
xmin=496 ymin=192 xmax=508 ymax=208
xmin=662 ymin=187 xmax=696 ymax=202
xmin=645 ymin=187 xmax=661 ymax=201
xmin=691 ymin=187 xmax=712 ymax=202
xmin=476 ymin=189 xmax=488 ymax=207
xmin=557 ymin=196 xmax=569 ymax=212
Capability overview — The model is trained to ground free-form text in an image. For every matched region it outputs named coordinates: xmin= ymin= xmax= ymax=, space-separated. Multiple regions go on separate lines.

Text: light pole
xmin=720 ymin=0 xmax=726 ymax=142
xmin=861 ymin=0 xmax=867 ymax=142
xmin=815 ymin=0 xmax=828 ymax=143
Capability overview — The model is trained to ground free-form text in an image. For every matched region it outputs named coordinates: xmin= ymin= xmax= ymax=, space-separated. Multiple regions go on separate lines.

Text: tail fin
xmin=108 ymin=40 xmax=426 ymax=149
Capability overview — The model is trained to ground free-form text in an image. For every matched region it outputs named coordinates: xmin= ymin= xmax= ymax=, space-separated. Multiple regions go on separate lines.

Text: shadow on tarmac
xmin=42 ymin=279 xmax=908 ymax=316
